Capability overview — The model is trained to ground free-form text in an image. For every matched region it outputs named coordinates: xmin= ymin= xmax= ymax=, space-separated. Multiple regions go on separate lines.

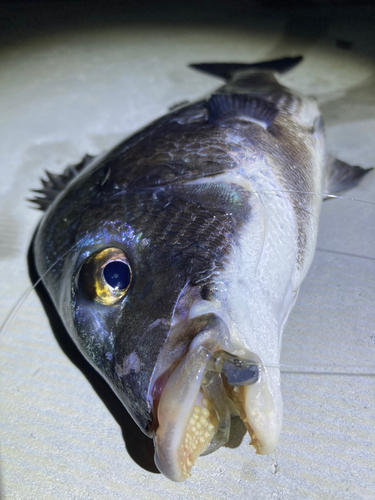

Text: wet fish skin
xmin=32 ymin=56 xmax=372 ymax=479
xmin=34 ymin=153 xmax=251 ymax=431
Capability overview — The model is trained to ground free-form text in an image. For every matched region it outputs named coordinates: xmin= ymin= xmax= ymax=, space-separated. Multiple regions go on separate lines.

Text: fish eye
xmin=77 ymin=247 xmax=132 ymax=305
xmin=103 ymin=261 xmax=131 ymax=290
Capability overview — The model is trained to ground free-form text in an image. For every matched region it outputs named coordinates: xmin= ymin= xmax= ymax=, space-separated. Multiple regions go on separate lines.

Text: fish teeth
xmin=179 ymin=393 xmax=218 ymax=476
xmin=154 ymin=346 xmax=211 ymax=482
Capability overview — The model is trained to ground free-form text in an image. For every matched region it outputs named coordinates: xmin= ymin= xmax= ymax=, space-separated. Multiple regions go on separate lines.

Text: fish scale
xmin=80 ymin=189 xmax=242 ymax=287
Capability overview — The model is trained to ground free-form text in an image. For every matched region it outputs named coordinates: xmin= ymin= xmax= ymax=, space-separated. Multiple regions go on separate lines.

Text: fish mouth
xmin=150 ymin=312 xmax=283 ymax=482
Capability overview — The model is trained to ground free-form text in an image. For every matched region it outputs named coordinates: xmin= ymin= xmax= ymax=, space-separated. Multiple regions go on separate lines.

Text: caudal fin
xmin=189 ymin=56 xmax=303 ymax=81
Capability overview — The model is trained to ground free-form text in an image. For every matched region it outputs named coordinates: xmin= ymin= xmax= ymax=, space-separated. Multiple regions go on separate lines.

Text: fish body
xmin=31 ymin=57 xmax=371 ymax=481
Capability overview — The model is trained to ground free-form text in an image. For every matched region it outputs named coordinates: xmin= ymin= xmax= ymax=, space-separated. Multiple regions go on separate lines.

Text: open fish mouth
xmin=151 ymin=313 xmax=282 ymax=482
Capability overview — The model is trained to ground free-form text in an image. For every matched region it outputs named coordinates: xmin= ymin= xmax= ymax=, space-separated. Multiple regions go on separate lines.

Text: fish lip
xmin=150 ymin=311 xmax=266 ymax=481
xmin=148 ymin=310 xmax=261 ymax=434
xmin=148 ymin=312 xmax=228 ymax=403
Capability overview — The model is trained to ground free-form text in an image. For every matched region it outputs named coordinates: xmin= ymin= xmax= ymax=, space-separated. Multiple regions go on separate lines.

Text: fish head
xmin=34 ymin=175 xmax=193 ymax=433
xmin=34 ymin=163 xmax=285 ymax=481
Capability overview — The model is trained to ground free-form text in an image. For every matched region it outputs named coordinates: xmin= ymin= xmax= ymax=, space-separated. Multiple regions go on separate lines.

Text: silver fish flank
xmin=31 ymin=56 xmax=371 ymax=481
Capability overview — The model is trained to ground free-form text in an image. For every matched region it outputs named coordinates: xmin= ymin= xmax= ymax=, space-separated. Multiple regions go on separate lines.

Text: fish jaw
xmin=151 ymin=311 xmax=284 ymax=481
xmin=229 ymin=367 xmax=283 ymax=455
xmin=154 ymin=346 xmax=213 ymax=481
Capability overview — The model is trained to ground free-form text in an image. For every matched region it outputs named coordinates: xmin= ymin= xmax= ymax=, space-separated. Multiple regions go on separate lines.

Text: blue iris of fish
xmin=30 ymin=56 xmax=372 ymax=481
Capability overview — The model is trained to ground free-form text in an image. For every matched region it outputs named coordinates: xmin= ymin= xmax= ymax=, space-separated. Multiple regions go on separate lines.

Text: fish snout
xmin=151 ymin=312 xmax=263 ymax=481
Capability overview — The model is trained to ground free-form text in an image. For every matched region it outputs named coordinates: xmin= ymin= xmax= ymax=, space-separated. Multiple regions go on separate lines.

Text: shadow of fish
xmin=30 ymin=56 xmax=372 ymax=482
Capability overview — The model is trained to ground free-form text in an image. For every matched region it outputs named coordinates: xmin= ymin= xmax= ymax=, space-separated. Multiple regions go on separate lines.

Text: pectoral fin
xmin=324 ymin=155 xmax=373 ymax=196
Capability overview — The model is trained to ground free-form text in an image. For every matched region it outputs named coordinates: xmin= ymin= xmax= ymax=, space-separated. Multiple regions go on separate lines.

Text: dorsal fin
xmin=207 ymin=94 xmax=278 ymax=127
xmin=189 ymin=56 xmax=303 ymax=81
xmin=29 ymin=154 xmax=95 ymax=211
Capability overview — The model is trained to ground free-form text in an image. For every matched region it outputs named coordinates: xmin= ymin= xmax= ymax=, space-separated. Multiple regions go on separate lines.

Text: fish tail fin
xmin=189 ymin=56 xmax=303 ymax=81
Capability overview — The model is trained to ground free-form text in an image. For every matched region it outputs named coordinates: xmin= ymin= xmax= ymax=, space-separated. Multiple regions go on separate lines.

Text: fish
xmin=30 ymin=56 xmax=372 ymax=482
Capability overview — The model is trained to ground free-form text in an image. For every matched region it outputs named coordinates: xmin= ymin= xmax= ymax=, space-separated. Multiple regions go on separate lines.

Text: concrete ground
xmin=0 ymin=2 xmax=374 ymax=499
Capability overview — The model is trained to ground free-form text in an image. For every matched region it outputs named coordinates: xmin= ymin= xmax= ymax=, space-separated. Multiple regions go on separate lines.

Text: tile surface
xmin=0 ymin=4 xmax=374 ymax=499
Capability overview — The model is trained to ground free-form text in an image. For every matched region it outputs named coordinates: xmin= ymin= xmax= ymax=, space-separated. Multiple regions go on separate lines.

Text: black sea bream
xmin=31 ymin=57 xmax=371 ymax=481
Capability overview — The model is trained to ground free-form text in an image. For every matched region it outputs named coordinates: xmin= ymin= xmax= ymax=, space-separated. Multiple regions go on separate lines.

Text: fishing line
xmin=315 ymin=247 xmax=375 ymax=262
xmin=1 ymin=189 xmax=374 ymax=377
xmin=0 ymin=241 xmax=81 ymax=341
xmin=258 ymin=189 xmax=375 ymax=206
xmin=2 ymin=275 xmax=374 ymax=376
xmin=259 ymin=187 xmax=375 ymax=260
xmin=2 ymin=259 xmax=375 ymax=377
xmin=261 ymin=362 xmax=375 ymax=377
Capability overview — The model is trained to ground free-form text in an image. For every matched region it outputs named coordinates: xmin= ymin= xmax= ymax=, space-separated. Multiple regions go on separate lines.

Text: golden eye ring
xmin=77 ymin=247 xmax=132 ymax=305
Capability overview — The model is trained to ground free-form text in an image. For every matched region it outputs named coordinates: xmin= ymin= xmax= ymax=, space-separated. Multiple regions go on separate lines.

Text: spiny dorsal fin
xmin=207 ymin=94 xmax=278 ymax=127
xmin=324 ymin=155 xmax=373 ymax=196
xmin=29 ymin=154 xmax=95 ymax=211
xmin=189 ymin=56 xmax=303 ymax=81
